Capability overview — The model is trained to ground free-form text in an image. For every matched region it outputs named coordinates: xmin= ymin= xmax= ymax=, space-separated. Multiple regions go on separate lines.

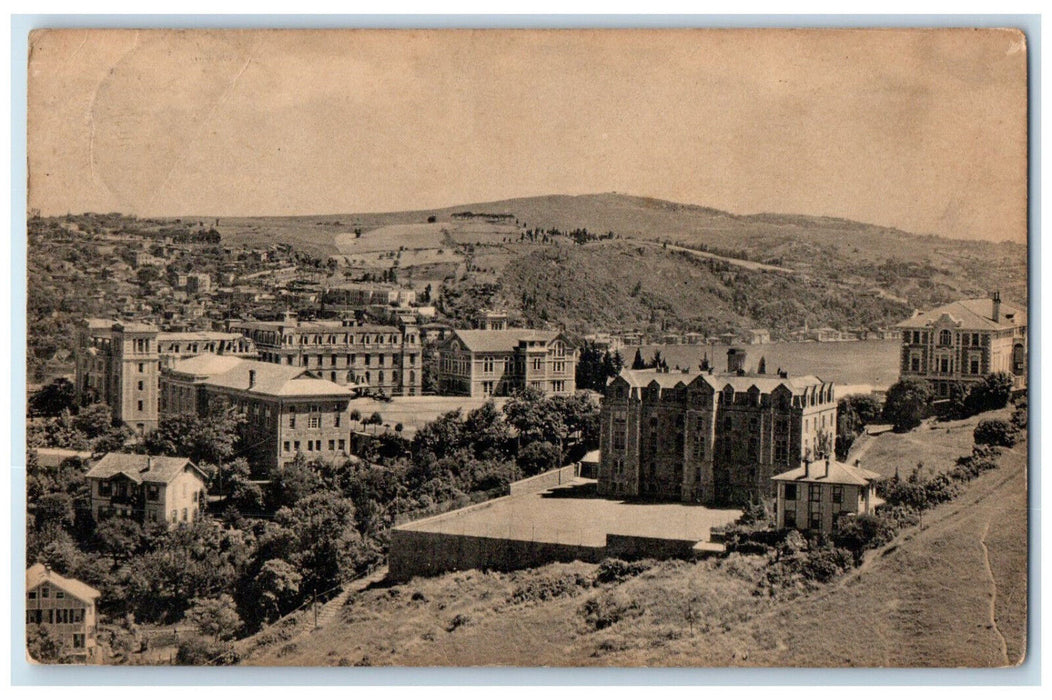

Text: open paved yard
xmin=402 ymin=479 xmax=742 ymax=547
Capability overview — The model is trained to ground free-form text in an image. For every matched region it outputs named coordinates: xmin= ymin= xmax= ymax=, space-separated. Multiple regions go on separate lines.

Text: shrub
xmin=579 ymin=592 xmax=643 ymax=631
xmin=974 ymin=419 xmax=1016 ymax=448
xmin=882 ymin=379 xmax=932 ymax=432
xmin=175 ymin=637 xmax=240 ymax=665
xmin=966 ymin=372 xmax=1015 ymax=414
xmin=509 ymin=573 xmax=591 ymax=604
xmin=1011 ymin=404 xmax=1028 ymax=431
xmin=832 ymin=513 xmax=897 ymax=555
xmin=801 ymin=546 xmax=853 ymax=583
xmin=594 ymin=558 xmax=652 ymax=584
xmin=446 ymin=613 xmax=472 ymax=632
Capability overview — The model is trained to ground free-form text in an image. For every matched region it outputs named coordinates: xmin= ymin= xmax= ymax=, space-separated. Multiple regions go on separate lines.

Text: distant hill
xmin=196 ymin=193 xmax=1029 ymax=336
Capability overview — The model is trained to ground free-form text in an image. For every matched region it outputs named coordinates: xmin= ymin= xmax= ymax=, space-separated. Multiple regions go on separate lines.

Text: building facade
xmin=771 ymin=458 xmax=883 ymax=533
xmin=437 ymin=329 xmax=578 ymax=398
xmin=597 ymin=350 xmax=836 ymax=506
xmin=161 ymin=354 xmax=357 ymax=471
xmin=895 ymin=292 xmax=1027 ymax=398
xmin=85 ymin=453 xmax=209 ymax=526
xmin=75 ymin=319 xmax=257 ymax=433
xmin=26 ymin=564 xmax=101 ymax=662
xmin=228 ymin=316 xmax=422 ymax=397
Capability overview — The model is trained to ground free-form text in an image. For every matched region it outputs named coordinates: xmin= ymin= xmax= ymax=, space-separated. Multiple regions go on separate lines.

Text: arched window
xmin=939 ymin=330 xmax=952 ymax=346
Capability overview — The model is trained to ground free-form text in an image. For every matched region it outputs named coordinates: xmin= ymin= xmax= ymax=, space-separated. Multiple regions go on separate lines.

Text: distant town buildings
xmin=228 ymin=314 xmax=422 ymax=397
xmin=26 ymin=564 xmax=100 ymax=662
xmin=161 ymin=354 xmax=357 ymax=470
xmin=598 ymin=349 xmax=836 ymax=506
xmin=771 ymin=457 xmax=883 ymax=533
xmin=85 ymin=453 xmax=209 ymax=526
xmin=894 ymin=292 xmax=1027 ymax=397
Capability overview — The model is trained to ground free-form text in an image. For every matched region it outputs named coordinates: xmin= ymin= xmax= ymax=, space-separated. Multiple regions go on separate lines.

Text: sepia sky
xmin=27 ymin=28 xmax=1028 ymax=243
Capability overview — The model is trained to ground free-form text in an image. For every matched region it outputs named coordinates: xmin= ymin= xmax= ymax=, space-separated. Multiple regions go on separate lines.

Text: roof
xmin=85 ymin=453 xmax=204 ymax=485
xmin=159 ymin=331 xmax=247 ymax=342
xmin=167 ymin=353 xmax=244 ymax=377
xmin=580 ymin=449 xmax=601 ymax=464
xmin=771 ymin=460 xmax=884 ymax=487
xmin=203 ymin=358 xmax=355 ymax=398
xmin=612 ymin=368 xmax=826 ymax=394
xmin=449 ymin=329 xmax=566 ymax=353
xmin=27 ymin=563 xmax=100 ymax=602
xmin=896 ymin=297 xmax=1026 ymax=331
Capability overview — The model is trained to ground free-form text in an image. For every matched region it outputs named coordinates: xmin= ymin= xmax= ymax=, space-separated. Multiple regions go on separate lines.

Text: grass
xmin=238 ymin=416 xmax=1027 ymax=668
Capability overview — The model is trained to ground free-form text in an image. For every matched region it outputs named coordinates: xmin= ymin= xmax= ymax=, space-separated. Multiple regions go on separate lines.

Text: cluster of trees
xmin=27 ymin=392 xmax=132 ymax=455
xmin=575 ymin=342 xmax=624 ymax=392
xmin=882 ymin=372 xmax=1016 ymax=433
xmin=834 ymin=394 xmax=883 ymax=460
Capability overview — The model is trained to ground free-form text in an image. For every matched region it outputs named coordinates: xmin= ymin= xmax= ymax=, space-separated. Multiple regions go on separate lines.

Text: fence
xmin=508 ymin=464 xmax=578 ymax=496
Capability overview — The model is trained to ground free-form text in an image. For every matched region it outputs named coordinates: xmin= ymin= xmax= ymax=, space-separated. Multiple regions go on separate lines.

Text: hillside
xmin=209 ymin=193 xmax=1026 ymax=337
xmin=238 ymin=413 xmax=1027 ymax=668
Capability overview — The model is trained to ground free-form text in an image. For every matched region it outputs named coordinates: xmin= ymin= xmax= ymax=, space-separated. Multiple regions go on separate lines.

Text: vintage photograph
xmin=23 ymin=27 xmax=1028 ymax=667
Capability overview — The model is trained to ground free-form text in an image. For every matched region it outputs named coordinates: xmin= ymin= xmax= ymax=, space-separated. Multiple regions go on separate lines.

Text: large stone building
xmin=437 ymin=328 xmax=578 ymax=397
xmin=75 ymin=319 xmax=257 ymax=433
xmin=26 ymin=564 xmax=101 ymax=662
xmin=160 ymin=354 xmax=357 ymax=470
xmin=894 ymin=292 xmax=1027 ymax=398
xmin=597 ymin=350 xmax=836 ymax=506
xmin=228 ymin=316 xmax=422 ymax=397
xmin=84 ymin=453 xmax=209 ymax=526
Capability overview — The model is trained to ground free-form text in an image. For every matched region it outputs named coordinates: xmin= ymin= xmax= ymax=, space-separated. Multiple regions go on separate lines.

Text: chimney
xmin=249 ymin=369 xmax=257 ymax=388
xmin=146 ymin=456 xmax=152 ymax=472
xmin=992 ymin=290 xmax=1002 ymax=323
xmin=804 ymin=457 xmax=811 ymax=479
xmin=825 ymin=456 xmax=831 ymax=478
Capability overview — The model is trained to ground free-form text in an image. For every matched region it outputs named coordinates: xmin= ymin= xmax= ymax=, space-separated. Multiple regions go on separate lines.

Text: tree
xmin=72 ymin=402 xmax=114 ymax=439
xmin=254 ymin=559 xmax=303 ymax=624
xmin=966 ymin=372 xmax=1016 ymax=415
xmin=266 ymin=456 xmax=323 ymax=511
xmin=368 ymin=412 xmax=384 ymax=434
xmin=185 ymin=594 xmax=242 ymax=643
xmin=276 ymin=492 xmax=366 ymax=593
xmin=631 ymin=349 xmax=646 ymax=370
xmin=757 ymin=356 xmax=767 ymax=374
xmin=882 ymin=379 xmax=932 ymax=432
xmin=29 ymin=378 xmax=77 ymax=417
xmin=26 ymin=624 xmax=72 ymax=664
xmin=142 ymin=402 xmax=244 ymax=466
xmin=517 ymin=441 xmax=562 ymax=477
xmin=503 ymin=387 xmax=568 ymax=446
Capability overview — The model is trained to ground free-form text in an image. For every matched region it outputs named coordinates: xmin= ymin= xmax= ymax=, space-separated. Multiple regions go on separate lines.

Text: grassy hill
xmin=237 ymin=411 xmax=1027 ymax=668
xmin=199 ymin=193 xmax=1028 ymax=335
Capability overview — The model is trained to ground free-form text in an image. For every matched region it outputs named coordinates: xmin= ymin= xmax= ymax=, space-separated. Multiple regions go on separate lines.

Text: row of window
xmin=783 ymin=483 xmax=844 ymax=503
xmin=282 ymin=439 xmax=347 ymax=453
xmin=907 ymin=330 xmax=988 ymax=347
xmin=25 ymin=608 xmax=86 ymax=624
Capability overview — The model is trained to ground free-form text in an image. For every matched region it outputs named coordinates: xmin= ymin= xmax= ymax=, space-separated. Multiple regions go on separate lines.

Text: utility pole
xmin=313 ymin=588 xmax=318 ymax=630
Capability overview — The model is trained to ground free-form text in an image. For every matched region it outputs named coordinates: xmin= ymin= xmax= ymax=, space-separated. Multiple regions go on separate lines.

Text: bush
xmin=974 ymin=419 xmax=1016 ymax=448
xmin=801 ymin=546 xmax=854 ymax=583
xmin=593 ymin=558 xmax=652 ymax=584
xmin=175 ymin=637 xmax=240 ymax=665
xmin=579 ymin=592 xmax=643 ymax=631
xmin=509 ymin=573 xmax=592 ymax=604
xmin=966 ymin=372 xmax=1015 ymax=415
xmin=832 ymin=513 xmax=897 ymax=555
xmin=882 ymin=379 xmax=932 ymax=432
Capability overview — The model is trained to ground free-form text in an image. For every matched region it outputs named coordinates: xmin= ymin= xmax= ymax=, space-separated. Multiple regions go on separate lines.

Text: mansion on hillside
xmin=228 ymin=315 xmax=422 ymax=397
xmin=895 ymin=292 xmax=1027 ymax=397
xmin=161 ymin=354 xmax=357 ymax=470
xmin=84 ymin=453 xmax=209 ymax=526
xmin=598 ymin=349 xmax=836 ymax=506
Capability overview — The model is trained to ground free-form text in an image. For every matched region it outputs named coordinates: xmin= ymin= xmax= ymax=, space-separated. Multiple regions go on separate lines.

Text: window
xmin=146 ymin=484 xmax=160 ymax=501
xmin=328 ymin=440 xmax=335 ymax=451
xmin=338 ymin=439 xmax=346 ymax=451
xmin=832 ymin=485 xmax=843 ymax=504
xmin=783 ymin=508 xmax=796 ymax=528
xmin=911 ymin=356 xmax=921 ymax=372
xmin=973 ymin=333 xmax=981 ymax=346
xmin=138 ymin=362 xmax=144 ymax=373
xmin=137 ymin=380 xmax=144 ymax=391
xmin=939 ymin=330 xmax=952 ymax=346
xmin=784 ymin=483 xmax=797 ymax=501
xmin=335 ymin=413 xmax=341 ymax=427
xmin=809 ymin=484 xmax=822 ymax=502
xmin=28 ymin=591 xmax=36 ymax=600
xmin=170 ymin=510 xmax=178 ymax=522
xmin=73 ymin=634 xmax=85 ymax=649
xmin=483 ymin=357 xmax=495 ymax=373
xmin=294 ymin=441 xmax=300 ymax=451
xmin=98 ymin=481 xmax=112 ymax=497
xmin=970 ymin=358 xmax=981 ymax=375
xmin=308 ymin=414 xmax=321 ymax=429
xmin=137 ymin=400 xmax=144 ymax=411
xmin=289 ymin=413 xmax=296 ymax=429
xmin=809 ymin=510 xmax=822 ymax=530
xmin=182 ymin=508 xmax=188 ymax=522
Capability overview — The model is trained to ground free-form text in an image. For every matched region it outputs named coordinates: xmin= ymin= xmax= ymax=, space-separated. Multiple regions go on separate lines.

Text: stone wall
xmin=508 ymin=465 xmax=578 ymax=497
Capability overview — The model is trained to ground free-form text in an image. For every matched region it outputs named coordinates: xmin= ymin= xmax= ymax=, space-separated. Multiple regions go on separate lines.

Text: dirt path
xmin=979 ymin=520 xmax=1011 ymax=666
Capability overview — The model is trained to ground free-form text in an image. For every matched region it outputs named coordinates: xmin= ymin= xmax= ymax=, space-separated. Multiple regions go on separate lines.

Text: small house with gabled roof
xmin=85 ymin=453 xmax=208 ymax=526
xmin=771 ymin=457 xmax=884 ymax=533
xmin=26 ymin=563 xmax=101 ymax=661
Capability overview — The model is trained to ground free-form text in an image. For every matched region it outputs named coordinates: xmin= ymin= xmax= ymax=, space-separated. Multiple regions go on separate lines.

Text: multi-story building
xmin=75 ymin=319 xmax=258 ymax=433
xmin=437 ymin=329 xmax=578 ymax=397
xmin=228 ymin=316 xmax=422 ymax=396
xmin=597 ymin=349 xmax=836 ymax=506
xmin=85 ymin=453 xmax=209 ymax=526
xmin=894 ymin=292 xmax=1027 ymax=398
xmin=772 ymin=458 xmax=883 ymax=533
xmin=26 ymin=564 xmax=101 ymax=662
xmin=323 ymin=283 xmax=417 ymax=309
xmin=160 ymin=354 xmax=357 ymax=470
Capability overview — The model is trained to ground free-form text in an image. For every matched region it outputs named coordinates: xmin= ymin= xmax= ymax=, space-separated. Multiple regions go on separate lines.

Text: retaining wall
xmin=388 ymin=528 xmax=606 ymax=582
xmin=509 ymin=464 xmax=578 ymax=496
xmin=605 ymin=534 xmax=702 ymax=560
